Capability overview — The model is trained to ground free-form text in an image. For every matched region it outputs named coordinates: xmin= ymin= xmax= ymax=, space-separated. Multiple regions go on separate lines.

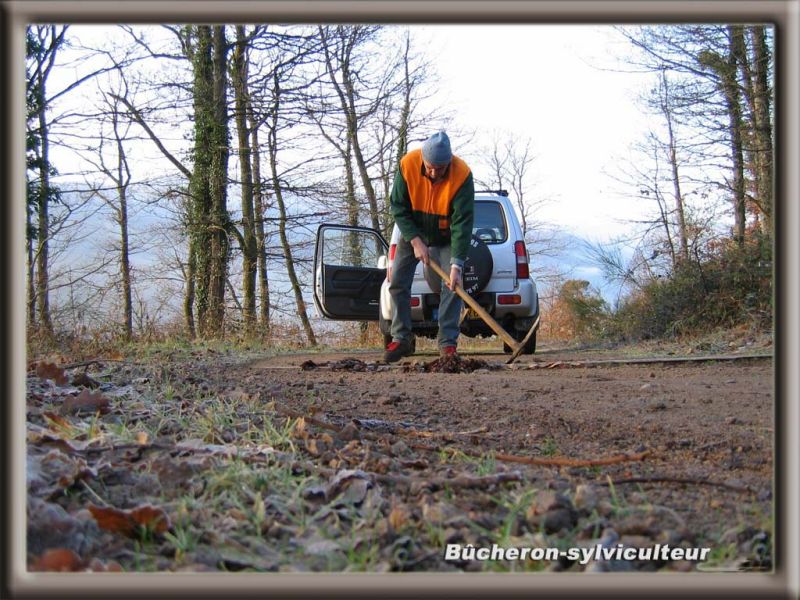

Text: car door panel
xmin=313 ymin=224 xmax=388 ymax=321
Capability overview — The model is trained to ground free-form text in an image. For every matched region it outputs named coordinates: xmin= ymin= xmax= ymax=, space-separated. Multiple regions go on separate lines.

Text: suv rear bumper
xmin=380 ymin=278 xmax=539 ymax=338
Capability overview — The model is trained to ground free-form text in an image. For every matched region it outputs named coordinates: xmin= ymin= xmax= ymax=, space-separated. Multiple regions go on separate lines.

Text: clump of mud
xmin=300 ymin=358 xmax=377 ymax=372
xmin=402 ymin=355 xmax=495 ymax=374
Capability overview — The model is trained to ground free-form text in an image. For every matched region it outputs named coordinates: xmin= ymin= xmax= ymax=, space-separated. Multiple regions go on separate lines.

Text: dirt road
xmin=242 ymin=345 xmax=773 ymax=569
xmin=26 ymin=341 xmax=773 ymax=573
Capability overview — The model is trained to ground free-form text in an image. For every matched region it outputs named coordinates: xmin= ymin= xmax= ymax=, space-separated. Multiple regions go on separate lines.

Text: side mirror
xmin=377 ymin=255 xmax=388 ymax=269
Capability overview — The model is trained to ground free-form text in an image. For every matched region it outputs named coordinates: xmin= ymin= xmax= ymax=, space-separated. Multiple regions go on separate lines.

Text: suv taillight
xmin=389 ymin=244 xmax=397 ymax=262
xmin=514 ymin=241 xmax=529 ymax=279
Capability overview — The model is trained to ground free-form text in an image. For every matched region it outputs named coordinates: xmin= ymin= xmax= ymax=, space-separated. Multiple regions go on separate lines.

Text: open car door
xmin=313 ymin=224 xmax=389 ymax=321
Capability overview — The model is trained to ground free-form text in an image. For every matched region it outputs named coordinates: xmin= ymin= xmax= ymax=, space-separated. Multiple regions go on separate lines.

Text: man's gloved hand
xmin=448 ymin=264 xmax=462 ymax=291
xmin=410 ymin=237 xmax=429 ymax=265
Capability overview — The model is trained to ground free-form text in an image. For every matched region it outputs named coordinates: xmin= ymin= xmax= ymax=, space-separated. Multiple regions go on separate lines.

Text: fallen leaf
xmin=130 ymin=505 xmax=171 ymax=534
xmin=88 ymin=503 xmax=171 ymax=538
xmin=71 ymin=372 xmax=100 ymax=389
xmin=28 ymin=450 xmax=96 ymax=498
xmin=304 ymin=438 xmax=319 ymax=456
xmin=62 ymin=390 xmax=110 ymax=415
xmin=136 ymin=431 xmax=149 ymax=445
xmin=42 ymin=411 xmax=76 ymax=433
xmin=36 ymin=362 xmax=69 ymax=386
xmin=388 ymin=505 xmax=409 ymax=531
xmin=27 ymin=425 xmax=89 ymax=453
xmin=30 ymin=548 xmax=84 ymax=572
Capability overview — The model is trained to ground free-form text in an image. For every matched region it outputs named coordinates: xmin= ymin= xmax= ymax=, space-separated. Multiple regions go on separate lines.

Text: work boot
xmin=439 ymin=345 xmax=458 ymax=357
xmin=384 ymin=338 xmax=414 ymax=363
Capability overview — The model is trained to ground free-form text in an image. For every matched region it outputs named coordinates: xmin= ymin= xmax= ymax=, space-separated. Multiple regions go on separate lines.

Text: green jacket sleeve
xmin=449 ymin=172 xmax=475 ymax=266
xmin=389 ymin=169 xmax=422 ymax=242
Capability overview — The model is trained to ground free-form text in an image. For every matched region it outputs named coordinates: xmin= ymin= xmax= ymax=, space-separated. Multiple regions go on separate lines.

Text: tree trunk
xmin=36 ymin=88 xmax=53 ymax=334
xmin=750 ymin=26 xmax=773 ymax=232
xmin=268 ymin=73 xmax=317 ymax=346
xmin=118 ymin=186 xmax=133 ymax=340
xmin=206 ymin=25 xmax=230 ymax=337
xmin=27 ymin=211 xmax=36 ymax=328
xmin=659 ymin=71 xmax=689 ymax=262
xmin=249 ymin=118 xmax=271 ymax=336
xmin=233 ymin=25 xmax=258 ymax=335
xmin=107 ymin=106 xmax=134 ymax=340
xmin=188 ymin=25 xmax=214 ymax=336
xmin=725 ymin=27 xmax=747 ymax=246
xmin=699 ymin=30 xmax=747 ymax=246
xmin=184 ymin=241 xmax=196 ymax=338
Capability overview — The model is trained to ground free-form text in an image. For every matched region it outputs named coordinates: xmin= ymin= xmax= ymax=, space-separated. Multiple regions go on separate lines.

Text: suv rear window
xmin=472 ymin=201 xmax=507 ymax=244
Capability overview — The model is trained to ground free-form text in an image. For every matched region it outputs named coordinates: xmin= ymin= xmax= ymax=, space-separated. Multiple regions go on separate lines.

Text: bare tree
xmin=85 ymin=90 xmax=136 ymax=339
xmin=618 ymin=25 xmax=774 ymax=244
xmin=266 ymin=73 xmax=317 ymax=346
xmin=654 ymin=70 xmax=690 ymax=262
xmin=27 ymin=25 xmax=68 ymax=335
xmin=317 ymin=25 xmax=405 ymax=233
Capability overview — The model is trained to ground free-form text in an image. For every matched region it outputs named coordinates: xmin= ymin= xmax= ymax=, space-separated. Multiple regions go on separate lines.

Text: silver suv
xmin=313 ymin=190 xmax=540 ymax=354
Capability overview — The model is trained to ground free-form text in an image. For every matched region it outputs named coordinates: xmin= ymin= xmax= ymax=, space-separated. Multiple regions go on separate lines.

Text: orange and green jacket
xmin=390 ymin=148 xmax=475 ymax=266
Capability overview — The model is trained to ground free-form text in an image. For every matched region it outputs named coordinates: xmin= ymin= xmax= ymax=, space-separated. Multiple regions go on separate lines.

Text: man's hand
xmin=410 ymin=237 xmax=429 ymax=265
xmin=448 ymin=265 xmax=462 ymax=291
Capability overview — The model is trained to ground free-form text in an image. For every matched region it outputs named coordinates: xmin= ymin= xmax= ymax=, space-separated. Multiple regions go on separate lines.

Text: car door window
xmin=323 ymin=228 xmax=383 ymax=268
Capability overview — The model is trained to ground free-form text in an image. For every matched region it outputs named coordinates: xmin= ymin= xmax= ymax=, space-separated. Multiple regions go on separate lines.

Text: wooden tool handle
xmin=427 ymin=258 xmax=521 ymax=351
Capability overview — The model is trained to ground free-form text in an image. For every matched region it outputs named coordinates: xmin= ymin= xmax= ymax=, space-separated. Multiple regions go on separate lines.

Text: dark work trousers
xmin=388 ymin=236 xmax=462 ymax=349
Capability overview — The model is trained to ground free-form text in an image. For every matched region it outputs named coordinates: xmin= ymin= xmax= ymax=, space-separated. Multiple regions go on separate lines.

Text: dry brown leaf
xmin=42 ymin=411 xmax=75 ymax=432
xmin=304 ymin=438 xmax=321 ymax=456
xmin=88 ymin=503 xmax=171 ymax=538
xmin=227 ymin=508 xmax=247 ymax=521
xmin=388 ymin=505 xmax=409 ymax=531
xmin=30 ymin=548 xmax=84 ymax=572
xmin=36 ymin=362 xmax=69 ymax=386
xmin=62 ymin=389 xmax=110 ymax=415
xmin=130 ymin=505 xmax=171 ymax=534
xmin=136 ymin=431 xmax=149 ymax=445
xmin=71 ymin=372 xmax=100 ymax=389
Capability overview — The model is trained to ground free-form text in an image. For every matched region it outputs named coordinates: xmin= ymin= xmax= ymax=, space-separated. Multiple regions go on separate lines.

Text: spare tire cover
xmin=423 ymin=236 xmax=493 ymax=295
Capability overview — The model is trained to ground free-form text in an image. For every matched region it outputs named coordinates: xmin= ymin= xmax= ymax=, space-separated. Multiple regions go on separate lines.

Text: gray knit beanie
xmin=422 ymin=131 xmax=452 ymax=165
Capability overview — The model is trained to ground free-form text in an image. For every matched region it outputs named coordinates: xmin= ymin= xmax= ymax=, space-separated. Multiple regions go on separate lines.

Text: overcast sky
xmin=412 ymin=25 xmax=653 ymax=241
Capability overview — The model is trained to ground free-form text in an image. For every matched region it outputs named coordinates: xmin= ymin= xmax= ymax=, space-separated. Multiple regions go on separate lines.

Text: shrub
xmin=609 ymin=233 xmax=772 ymax=341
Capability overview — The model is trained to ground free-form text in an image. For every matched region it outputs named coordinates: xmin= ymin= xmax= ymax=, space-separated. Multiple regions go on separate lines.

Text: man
xmin=384 ymin=131 xmax=475 ymax=363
